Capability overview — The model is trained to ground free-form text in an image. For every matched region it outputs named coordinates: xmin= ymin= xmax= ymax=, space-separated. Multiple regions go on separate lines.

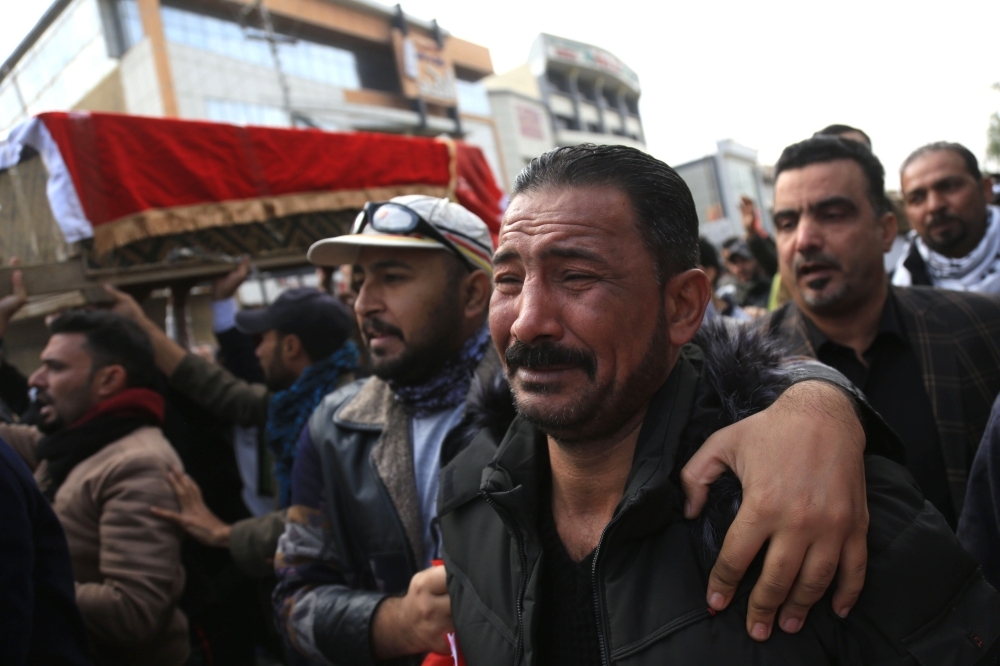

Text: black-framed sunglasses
xmin=352 ymin=201 xmax=476 ymax=272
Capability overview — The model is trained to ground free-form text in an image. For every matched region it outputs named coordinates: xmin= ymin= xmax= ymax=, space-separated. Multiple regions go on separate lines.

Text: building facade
xmin=673 ymin=139 xmax=775 ymax=245
xmin=485 ymin=33 xmax=644 ymax=188
xmin=0 ymin=0 xmax=506 ymax=183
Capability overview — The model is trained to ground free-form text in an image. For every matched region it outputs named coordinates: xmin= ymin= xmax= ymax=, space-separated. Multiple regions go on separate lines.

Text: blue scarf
xmin=390 ymin=324 xmax=493 ymax=418
xmin=267 ymin=341 xmax=359 ymax=507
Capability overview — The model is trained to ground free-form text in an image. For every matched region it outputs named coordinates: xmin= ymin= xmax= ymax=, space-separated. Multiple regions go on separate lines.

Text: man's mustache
xmin=505 ymin=340 xmax=596 ymax=381
xmin=927 ymin=211 xmax=965 ymax=229
xmin=362 ymin=317 xmax=404 ymax=340
xmin=793 ymin=251 xmax=843 ymax=279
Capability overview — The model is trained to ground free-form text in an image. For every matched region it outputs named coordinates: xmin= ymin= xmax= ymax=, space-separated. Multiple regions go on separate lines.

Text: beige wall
xmin=487 ymin=91 xmax=554 ymax=188
xmin=72 ymin=69 xmax=126 ymax=114
xmin=121 ymin=38 xmax=166 ymax=115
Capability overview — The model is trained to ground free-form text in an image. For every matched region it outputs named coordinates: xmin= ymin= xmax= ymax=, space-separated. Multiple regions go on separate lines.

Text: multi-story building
xmin=0 ymin=0 xmax=505 ymax=183
xmin=485 ymin=33 xmax=644 ymax=187
xmin=674 ymin=139 xmax=775 ymax=245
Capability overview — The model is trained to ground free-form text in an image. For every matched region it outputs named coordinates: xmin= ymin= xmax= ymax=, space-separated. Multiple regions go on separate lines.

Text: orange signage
xmin=392 ymin=30 xmax=457 ymax=107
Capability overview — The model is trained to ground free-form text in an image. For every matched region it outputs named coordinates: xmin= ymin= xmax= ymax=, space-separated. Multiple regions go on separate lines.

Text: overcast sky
xmin=3 ymin=0 xmax=998 ymax=188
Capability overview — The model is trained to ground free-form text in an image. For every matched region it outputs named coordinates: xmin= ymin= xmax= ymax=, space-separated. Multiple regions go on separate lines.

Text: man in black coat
xmin=439 ymin=144 xmax=1000 ymax=665
xmin=0 ymin=436 xmax=91 ymax=665
xmin=763 ymin=136 xmax=1000 ymax=526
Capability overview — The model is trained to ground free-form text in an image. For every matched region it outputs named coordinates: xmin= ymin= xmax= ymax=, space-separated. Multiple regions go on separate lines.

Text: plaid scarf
xmin=390 ymin=324 xmax=493 ymax=418
xmin=267 ymin=341 xmax=359 ymax=507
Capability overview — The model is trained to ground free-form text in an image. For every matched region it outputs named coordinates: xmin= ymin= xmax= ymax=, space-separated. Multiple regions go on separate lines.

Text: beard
xmin=264 ymin=353 xmax=298 ymax=392
xmin=33 ymin=389 xmax=84 ymax=435
xmin=35 ymin=411 xmax=67 ymax=435
xmin=923 ymin=212 xmax=970 ymax=253
xmin=363 ymin=288 xmax=466 ymax=387
xmin=507 ymin=307 xmax=671 ymax=446
xmin=793 ymin=250 xmax=852 ymax=314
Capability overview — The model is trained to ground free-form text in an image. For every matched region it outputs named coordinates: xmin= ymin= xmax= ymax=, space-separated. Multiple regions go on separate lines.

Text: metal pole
xmin=253 ymin=0 xmax=295 ymax=126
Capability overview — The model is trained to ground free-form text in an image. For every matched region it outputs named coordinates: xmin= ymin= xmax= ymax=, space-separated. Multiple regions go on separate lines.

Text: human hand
xmin=0 ymin=258 xmax=27 ymax=337
xmin=102 ymin=284 xmax=148 ymax=325
xmin=211 ymin=256 xmax=250 ymax=301
xmin=372 ymin=565 xmax=454 ymax=658
xmin=150 ymin=467 xmax=232 ymax=548
xmin=681 ymin=380 xmax=867 ymax=641
xmin=739 ymin=196 xmax=758 ymax=236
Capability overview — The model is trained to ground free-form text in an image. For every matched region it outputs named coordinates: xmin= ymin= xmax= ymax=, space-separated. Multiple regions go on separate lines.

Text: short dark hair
xmin=901 ymin=141 xmax=982 ymax=182
xmin=48 ymin=310 xmax=157 ymax=390
xmin=775 ymin=136 xmax=890 ymax=215
xmin=698 ymin=236 xmax=721 ymax=273
xmin=814 ymin=124 xmax=871 ymax=148
xmin=512 ymin=144 xmax=699 ymax=284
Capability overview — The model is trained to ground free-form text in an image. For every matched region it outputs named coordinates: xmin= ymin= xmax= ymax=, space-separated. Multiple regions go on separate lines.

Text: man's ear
xmin=92 ymin=364 xmax=128 ymax=400
xmin=282 ymin=333 xmax=307 ymax=362
xmin=462 ymin=270 xmax=492 ymax=320
xmin=982 ymin=177 xmax=995 ymax=203
xmin=665 ymin=269 xmax=712 ymax=347
xmin=878 ymin=210 xmax=898 ymax=252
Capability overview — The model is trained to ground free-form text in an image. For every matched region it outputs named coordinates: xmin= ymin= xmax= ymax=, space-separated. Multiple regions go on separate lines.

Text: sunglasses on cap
xmin=353 ymin=201 xmax=477 ymax=272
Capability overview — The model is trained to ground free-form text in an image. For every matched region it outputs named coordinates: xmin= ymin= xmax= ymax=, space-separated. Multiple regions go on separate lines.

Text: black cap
xmin=725 ymin=240 xmax=753 ymax=261
xmin=235 ymin=287 xmax=353 ymax=361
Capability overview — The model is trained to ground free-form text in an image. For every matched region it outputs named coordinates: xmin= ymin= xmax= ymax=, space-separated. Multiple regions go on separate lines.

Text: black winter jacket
xmin=438 ymin=325 xmax=1000 ymax=665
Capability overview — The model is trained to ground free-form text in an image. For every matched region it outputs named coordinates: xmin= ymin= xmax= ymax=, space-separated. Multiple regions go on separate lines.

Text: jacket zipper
xmin=482 ymin=491 xmax=529 ymax=666
xmin=590 ymin=496 xmax=638 ymax=666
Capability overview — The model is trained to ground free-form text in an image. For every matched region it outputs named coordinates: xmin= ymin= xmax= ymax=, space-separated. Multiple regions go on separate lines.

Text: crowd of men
xmin=2 ymin=129 xmax=1000 ymax=665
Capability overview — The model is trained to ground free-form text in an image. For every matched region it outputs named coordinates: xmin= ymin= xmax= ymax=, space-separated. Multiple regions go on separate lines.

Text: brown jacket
xmin=1 ymin=423 xmax=190 ymax=666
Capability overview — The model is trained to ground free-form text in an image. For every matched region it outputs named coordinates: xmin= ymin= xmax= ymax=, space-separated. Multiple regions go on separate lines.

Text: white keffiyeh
xmin=893 ymin=205 xmax=1000 ymax=295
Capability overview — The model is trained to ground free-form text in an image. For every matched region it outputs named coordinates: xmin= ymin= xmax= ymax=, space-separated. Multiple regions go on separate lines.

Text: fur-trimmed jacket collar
xmin=456 ymin=321 xmax=794 ymax=561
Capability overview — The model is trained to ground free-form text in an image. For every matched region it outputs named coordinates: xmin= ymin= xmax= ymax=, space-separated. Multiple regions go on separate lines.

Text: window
xmin=103 ymin=0 xmax=144 ymax=54
xmin=625 ymin=95 xmax=639 ymax=115
xmin=1 ymin=0 xmax=118 ymax=134
xmin=160 ymin=5 xmax=360 ymax=89
xmin=455 ymin=79 xmax=490 ymax=117
xmin=602 ymin=86 xmax=618 ymax=108
xmin=577 ymin=77 xmax=597 ymax=103
xmin=0 ymin=83 xmax=24 ymax=131
xmin=546 ymin=68 xmax=571 ymax=94
xmin=119 ymin=0 xmax=143 ymax=46
xmin=553 ymin=114 xmax=579 ymax=131
xmin=204 ymin=99 xmax=288 ymax=126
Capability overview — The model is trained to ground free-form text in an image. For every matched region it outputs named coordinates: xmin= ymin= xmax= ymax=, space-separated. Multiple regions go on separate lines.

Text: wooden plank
xmin=0 ymin=253 xmax=311 ymax=299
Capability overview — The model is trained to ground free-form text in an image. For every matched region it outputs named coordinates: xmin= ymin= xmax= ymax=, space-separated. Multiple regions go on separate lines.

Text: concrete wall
xmin=121 ymin=38 xmax=165 ymax=115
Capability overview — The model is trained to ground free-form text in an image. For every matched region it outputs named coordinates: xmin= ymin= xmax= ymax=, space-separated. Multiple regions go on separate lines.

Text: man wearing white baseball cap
xmin=272 ymin=193 xmax=901 ymax=665
xmin=273 ymin=195 xmax=497 ymax=664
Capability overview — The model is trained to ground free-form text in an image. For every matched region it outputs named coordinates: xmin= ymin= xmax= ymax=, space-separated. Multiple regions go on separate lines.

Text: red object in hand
xmin=421 ymin=561 xmax=466 ymax=666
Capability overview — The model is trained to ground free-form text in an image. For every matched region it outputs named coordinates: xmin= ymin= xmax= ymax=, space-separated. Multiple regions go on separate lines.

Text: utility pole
xmin=242 ymin=1 xmax=295 ymax=126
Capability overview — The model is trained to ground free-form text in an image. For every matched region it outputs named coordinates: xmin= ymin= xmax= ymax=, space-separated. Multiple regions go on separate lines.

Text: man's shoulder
xmin=82 ymin=426 xmax=180 ymax=480
xmin=755 ymin=301 xmax=805 ymax=341
xmin=438 ymin=424 xmax=505 ymax=517
xmin=855 ymin=454 xmax=1000 ymax=653
xmin=309 ymin=377 xmax=377 ymax=427
xmin=894 ymin=284 xmax=1000 ymax=321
